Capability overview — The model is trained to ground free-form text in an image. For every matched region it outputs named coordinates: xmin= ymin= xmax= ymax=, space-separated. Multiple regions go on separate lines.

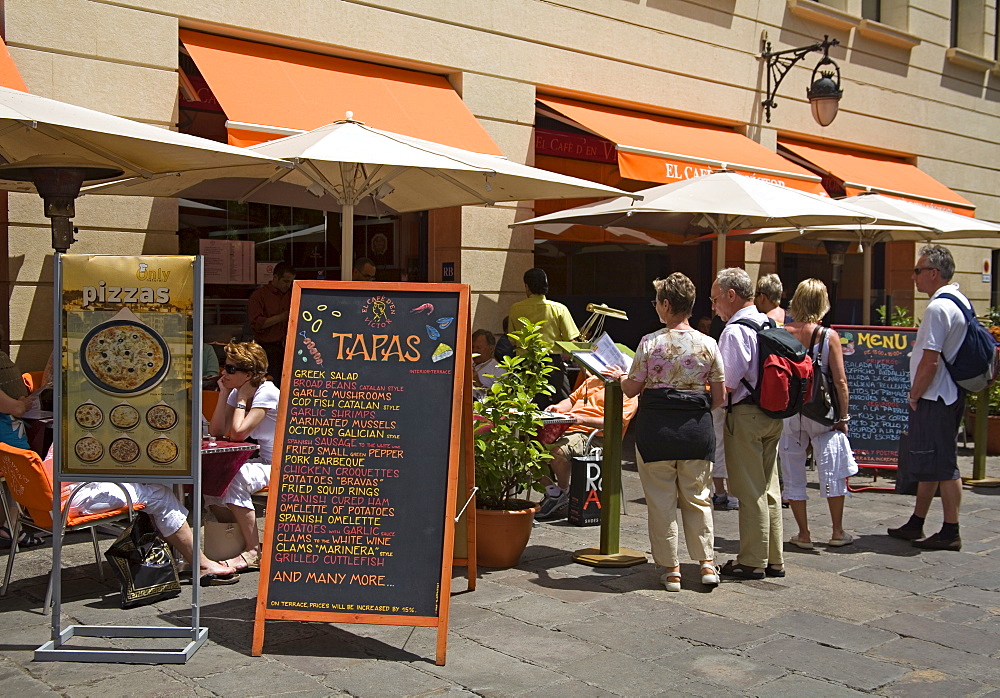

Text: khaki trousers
xmin=635 ymin=452 xmax=715 ymax=567
xmin=724 ymin=404 xmax=784 ymax=568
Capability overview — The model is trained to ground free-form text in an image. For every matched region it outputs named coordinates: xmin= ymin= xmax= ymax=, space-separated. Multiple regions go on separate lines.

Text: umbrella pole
xmin=863 ymin=245 xmax=873 ymax=325
xmin=715 ymin=229 xmax=726 ymax=273
xmin=341 ymin=201 xmax=354 ymax=281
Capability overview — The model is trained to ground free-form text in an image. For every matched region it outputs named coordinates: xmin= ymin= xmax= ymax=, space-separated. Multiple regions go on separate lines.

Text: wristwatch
xmin=236 ymin=403 xmax=249 ymax=410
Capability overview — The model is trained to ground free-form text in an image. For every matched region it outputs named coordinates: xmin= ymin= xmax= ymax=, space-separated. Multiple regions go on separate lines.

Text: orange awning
xmin=781 ymin=140 xmax=974 ymax=216
xmin=179 ymin=30 xmax=501 ymax=154
xmin=538 ymin=96 xmax=824 ymax=194
xmin=0 ymin=35 xmax=27 ymax=92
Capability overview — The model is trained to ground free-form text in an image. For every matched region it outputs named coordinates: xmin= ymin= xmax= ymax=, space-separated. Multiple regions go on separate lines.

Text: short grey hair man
xmin=919 ymin=244 xmax=955 ymax=281
xmin=716 ymin=267 xmax=754 ymax=301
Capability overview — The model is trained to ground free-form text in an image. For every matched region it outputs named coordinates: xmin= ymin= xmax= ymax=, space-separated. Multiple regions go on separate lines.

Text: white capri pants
xmin=779 ymin=414 xmax=854 ymax=500
xmin=72 ymin=482 xmax=189 ymax=538
xmin=203 ymin=458 xmax=270 ymax=510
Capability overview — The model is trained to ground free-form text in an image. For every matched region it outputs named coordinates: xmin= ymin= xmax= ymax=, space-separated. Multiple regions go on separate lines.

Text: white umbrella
xmin=93 ymin=114 xmax=635 ymax=279
xmin=0 ymin=85 xmax=290 ymax=191
xmin=734 ymin=193 xmax=1000 ymax=323
xmin=513 ymin=170 xmax=920 ymax=272
xmin=0 ymin=84 xmax=291 ymax=250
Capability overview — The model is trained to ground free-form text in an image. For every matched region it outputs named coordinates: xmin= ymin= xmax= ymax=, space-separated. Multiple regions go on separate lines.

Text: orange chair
xmin=202 ymin=390 xmax=220 ymax=422
xmin=21 ymin=371 xmax=44 ymax=394
xmin=0 ymin=443 xmax=140 ymax=607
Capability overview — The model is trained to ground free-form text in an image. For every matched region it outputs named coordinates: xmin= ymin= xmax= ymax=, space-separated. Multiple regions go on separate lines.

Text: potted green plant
xmin=473 ymin=317 xmax=554 ymax=568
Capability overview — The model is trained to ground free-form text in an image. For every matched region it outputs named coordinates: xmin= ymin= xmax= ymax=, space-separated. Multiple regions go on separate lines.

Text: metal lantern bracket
xmin=761 ymin=35 xmax=840 ymax=123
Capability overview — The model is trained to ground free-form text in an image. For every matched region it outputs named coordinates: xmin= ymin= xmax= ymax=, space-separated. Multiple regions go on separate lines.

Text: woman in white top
xmin=779 ymin=279 xmax=853 ymax=549
xmin=208 ymin=341 xmax=279 ymax=572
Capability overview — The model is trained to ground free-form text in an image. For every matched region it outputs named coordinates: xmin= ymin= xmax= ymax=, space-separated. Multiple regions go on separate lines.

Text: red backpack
xmin=732 ymin=318 xmax=814 ymax=419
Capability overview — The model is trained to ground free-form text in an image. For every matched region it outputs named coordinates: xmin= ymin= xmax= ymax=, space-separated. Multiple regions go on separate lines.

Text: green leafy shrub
xmin=473 ymin=318 xmax=554 ymax=510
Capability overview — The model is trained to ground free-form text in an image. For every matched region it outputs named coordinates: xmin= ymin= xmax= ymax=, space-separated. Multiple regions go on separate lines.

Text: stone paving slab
xmin=840 ymin=565 xmax=954 ymax=595
xmin=747 ymin=637 xmax=908 ymax=691
xmin=753 ymin=673 xmax=868 ymax=697
xmin=763 ymin=611 xmax=897 ymax=651
xmin=670 ymin=614 xmax=780 ymax=649
xmin=655 ymin=645 xmax=786 ymax=689
xmin=870 ymin=613 xmax=1000 ymax=655
xmin=867 ymin=637 xmax=1000 ymax=684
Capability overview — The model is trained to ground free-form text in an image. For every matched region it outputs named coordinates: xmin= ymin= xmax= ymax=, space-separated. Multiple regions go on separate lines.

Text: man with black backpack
xmin=711 ymin=268 xmax=786 ymax=580
xmin=887 ymin=245 xmax=971 ymax=551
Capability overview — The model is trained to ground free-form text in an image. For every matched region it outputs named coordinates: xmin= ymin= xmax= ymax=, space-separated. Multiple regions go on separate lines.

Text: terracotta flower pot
xmin=965 ymin=410 xmax=1000 ymax=456
xmin=475 ymin=501 xmax=538 ymax=569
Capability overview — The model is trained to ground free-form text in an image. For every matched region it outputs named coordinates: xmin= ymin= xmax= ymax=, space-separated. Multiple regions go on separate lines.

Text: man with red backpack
xmin=711 ymin=268 xmax=786 ymax=580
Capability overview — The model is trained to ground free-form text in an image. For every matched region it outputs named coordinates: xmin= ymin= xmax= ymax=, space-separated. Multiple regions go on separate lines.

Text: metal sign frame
xmin=35 ymin=254 xmax=208 ymax=664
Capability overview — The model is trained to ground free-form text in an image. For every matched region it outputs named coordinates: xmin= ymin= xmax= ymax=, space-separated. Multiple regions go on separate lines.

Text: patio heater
xmin=0 ymin=157 xmax=123 ymax=251
xmin=824 ymin=239 xmax=851 ymax=319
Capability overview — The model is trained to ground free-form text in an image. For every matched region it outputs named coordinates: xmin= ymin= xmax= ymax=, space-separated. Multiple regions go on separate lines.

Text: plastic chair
xmin=202 ymin=390 xmax=220 ymax=422
xmin=21 ymin=371 xmax=44 ymax=393
xmin=0 ymin=443 xmax=140 ymax=608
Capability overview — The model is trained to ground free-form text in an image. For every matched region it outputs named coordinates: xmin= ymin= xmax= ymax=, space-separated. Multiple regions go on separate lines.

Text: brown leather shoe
xmin=887 ymin=525 xmax=923 ymax=541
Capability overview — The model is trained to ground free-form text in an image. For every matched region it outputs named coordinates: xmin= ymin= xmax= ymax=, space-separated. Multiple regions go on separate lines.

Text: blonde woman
xmin=604 ymin=273 xmax=725 ymax=591
xmin=779 ymin=279 xmax=854 ymax=548
xmin=207 ymin=341 xmax=279 ymax=572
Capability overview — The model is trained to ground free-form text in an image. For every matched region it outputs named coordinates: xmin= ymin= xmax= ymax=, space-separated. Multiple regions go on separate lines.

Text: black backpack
xmin=732 ymin=318 xmax=814 ymax=419
xmin=939 ymin=293 xmax=1000 ymax=393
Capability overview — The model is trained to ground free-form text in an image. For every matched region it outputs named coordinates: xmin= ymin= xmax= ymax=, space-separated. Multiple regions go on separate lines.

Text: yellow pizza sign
xmin=61 ymin=255 xmax=196 ymax=477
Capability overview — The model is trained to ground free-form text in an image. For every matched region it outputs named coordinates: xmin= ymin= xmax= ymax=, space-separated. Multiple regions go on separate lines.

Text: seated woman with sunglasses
xmin=207 ymin=341 xmax=279 ymax=572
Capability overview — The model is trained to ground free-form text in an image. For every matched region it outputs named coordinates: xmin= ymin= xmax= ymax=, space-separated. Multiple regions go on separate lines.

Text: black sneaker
xmin=887 ymin=524 xmax=924 ymax=541
xmin=535 ymin=490 xmax=569 ymax=521
xmin=712 ymin=494 xmax=739 ymax=510
xmin=912 ymin=532 xmax=962 ymax=551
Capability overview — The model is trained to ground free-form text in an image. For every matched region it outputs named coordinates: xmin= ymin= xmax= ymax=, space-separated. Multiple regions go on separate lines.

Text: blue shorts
xmin=906 ymin=396 xmax=964 ymax=482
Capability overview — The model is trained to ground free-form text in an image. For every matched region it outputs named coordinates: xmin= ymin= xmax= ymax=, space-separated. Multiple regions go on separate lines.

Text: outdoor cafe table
xmin=200 ymin=440 xmax=259 ymax=497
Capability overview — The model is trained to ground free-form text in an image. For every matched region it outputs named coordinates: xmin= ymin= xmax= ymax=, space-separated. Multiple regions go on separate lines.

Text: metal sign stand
xmin=35 ymin=254 xmax=208 ymax=663
xmin=557 ymin=342 xmax=646 ymax=568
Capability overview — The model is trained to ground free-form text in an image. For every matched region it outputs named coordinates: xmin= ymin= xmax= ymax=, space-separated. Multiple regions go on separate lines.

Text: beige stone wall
xmin=4 ymin=0 xmax=999 ymax=359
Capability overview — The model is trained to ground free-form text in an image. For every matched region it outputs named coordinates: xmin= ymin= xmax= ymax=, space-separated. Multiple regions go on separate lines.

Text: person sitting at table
xmin=535 ymin=374 xmax=639 ymax=521
xmin=207 ymin=341 xmax=279 ymax=572
xmin=0 ymin=348 xmax=46 ymax=548
xmin=36 ymin=450 xmax=239 ymax=585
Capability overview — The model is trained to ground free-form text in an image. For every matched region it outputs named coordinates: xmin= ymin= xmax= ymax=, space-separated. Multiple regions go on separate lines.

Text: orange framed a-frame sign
xmin=253 ymin=281 xmax=470 ymax=665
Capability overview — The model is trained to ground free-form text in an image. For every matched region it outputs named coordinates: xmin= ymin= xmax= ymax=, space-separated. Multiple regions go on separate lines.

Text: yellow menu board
xmin=61 ymin=255 xmax=195 ymax=477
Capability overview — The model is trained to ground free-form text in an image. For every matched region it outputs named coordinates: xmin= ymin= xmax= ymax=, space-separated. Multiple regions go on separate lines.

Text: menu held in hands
xmin=254 ymin=282 xmax=468 ymax=662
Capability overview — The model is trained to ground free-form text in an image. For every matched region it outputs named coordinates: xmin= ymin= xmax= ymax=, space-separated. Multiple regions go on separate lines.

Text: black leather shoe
xmin=764 ymin=565 xmax=786 ymax=578
xmin=887 ymin=525 xmax=923 ymax=541
xmin=912 ymin=532 xmax=962 ymax=551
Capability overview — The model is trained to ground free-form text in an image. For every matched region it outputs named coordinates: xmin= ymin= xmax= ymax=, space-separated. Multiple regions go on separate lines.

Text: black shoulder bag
xmin=800 ymin=326 xmax=840 ymax=426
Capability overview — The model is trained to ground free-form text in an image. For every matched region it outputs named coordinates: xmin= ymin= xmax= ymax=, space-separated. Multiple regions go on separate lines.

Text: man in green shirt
xmin=508 ymin=268 xmax=580 ymax=407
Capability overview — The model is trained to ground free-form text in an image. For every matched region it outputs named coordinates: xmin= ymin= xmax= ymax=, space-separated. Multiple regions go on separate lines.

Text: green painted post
xmin=973 ymin=387 xmax=988 ymax=481
xmin=599 ymin=379 xmax=623 ymax=555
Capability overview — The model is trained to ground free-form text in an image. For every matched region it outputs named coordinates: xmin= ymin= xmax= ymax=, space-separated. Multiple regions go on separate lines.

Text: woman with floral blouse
xmin=605 ymin=273 xmax=725 ymax=592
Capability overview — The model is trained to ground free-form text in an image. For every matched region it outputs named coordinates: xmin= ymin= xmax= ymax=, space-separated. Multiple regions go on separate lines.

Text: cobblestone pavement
xmin=1 ymin=444 xmax=999 ymax=697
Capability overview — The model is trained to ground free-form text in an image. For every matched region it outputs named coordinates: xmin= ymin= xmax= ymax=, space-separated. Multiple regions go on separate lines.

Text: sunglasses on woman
xmin=223 ymin=364 xmax=247 ymax=375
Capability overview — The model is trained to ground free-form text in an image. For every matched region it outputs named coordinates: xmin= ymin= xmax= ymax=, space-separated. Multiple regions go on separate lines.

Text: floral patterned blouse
xmin=628 ymin=328 xmax=725 ymax=391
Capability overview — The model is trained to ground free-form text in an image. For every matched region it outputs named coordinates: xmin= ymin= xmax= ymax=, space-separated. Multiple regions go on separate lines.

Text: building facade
xmin=3 ymin=0 xmax=999 ymax=364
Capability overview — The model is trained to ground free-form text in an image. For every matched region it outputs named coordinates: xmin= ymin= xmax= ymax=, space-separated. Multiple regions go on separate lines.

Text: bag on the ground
xmin=104 ymin=511 xmax=181 ymax=609
xmin=801 ymin=326 xmax=839 ymax=426
xmin=203 ymin=520 xmax=246 ymax=562
xmin=734 ymin=317 xmax=814 ymax=419
xmin=939 ymin=293 xmax=1000 ymax=393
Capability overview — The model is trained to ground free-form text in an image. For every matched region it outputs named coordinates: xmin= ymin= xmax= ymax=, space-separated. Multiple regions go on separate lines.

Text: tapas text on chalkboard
xmin=254 ymin=282 xmax=469 ymax=665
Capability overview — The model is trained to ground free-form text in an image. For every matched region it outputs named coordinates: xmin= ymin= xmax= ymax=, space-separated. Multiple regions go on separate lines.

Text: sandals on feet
xmin=200 ymin=572 xmax=240 ymax=587
xmin=0 ymin=524 xmax=44 ymax=548
xmin=662 ymin=571 xmax=682 ymax=592
xmin=720 ymin=560 xmax=765 ymax=580
xmin=701 ymin=564 xmax=720 ymax=586
xmin=788 ymin=535 xmax=814 ymax=550
xmin=226 ymin=550 xmax=261 ymax=573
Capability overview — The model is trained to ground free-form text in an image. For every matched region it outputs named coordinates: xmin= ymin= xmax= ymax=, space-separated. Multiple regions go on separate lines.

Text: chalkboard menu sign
xmin=254 ymin=282 xmax=469 ymax=665
xmin=833 ymin=325 xmax=917 ymax=466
